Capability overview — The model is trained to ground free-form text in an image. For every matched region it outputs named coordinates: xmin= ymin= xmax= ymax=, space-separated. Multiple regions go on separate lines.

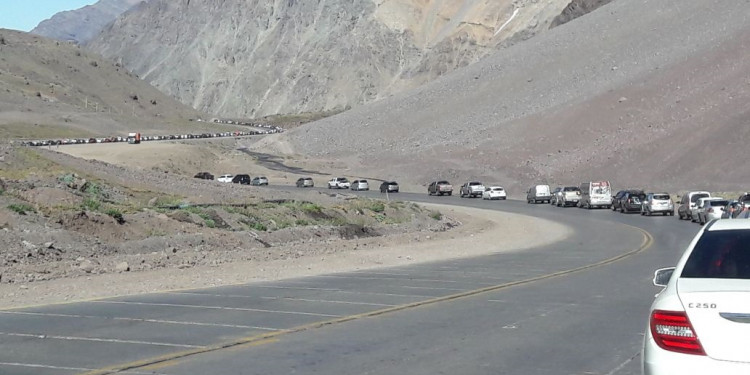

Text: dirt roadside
xmin=0 ymin=204 xmax=570 ymax=309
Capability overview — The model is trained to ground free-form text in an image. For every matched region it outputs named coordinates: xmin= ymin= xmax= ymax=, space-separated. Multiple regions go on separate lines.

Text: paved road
xmin=0 ymin=190 xmax=700 ymax=375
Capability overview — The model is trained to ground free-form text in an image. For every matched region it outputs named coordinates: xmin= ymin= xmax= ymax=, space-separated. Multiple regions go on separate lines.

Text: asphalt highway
xmin=0 ymin=189 xmax=701 ymax=375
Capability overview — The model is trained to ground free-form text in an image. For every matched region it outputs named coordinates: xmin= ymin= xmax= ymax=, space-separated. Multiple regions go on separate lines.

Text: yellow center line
xmin=81 ymin=225 xmax=653 ymax=375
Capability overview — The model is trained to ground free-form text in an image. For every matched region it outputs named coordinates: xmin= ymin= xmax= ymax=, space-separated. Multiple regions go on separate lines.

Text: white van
xmin=527 ymin=184 xmax=551 ymax=204
xmin=579 ymin=181 xmax=612 ymax=209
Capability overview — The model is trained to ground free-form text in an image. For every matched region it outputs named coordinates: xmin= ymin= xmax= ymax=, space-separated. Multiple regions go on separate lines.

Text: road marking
xmin=82 ymin=227 xmax=653 ymax=375
xmin=168 ymin=292 xmax=395 ymax=307
xmin=604 ymin=350 xmax=641 ymax=375
xmin=0 ymin=311 xmax=278 ymax=331
xmin=0 ymin=331 xmax=204 ymax=349
xmin=259 ymin=297 xmax=396 ymax=307
xmin=250 ymin=285 xmax=435 ymax=298
xmin=312 ymin=274 xmax=474 ymax=284
xmin=0 ymin=362 xmax=163 ymax=374
xmin=91 ymin=301 xmax=342 ymax=318
xmin=397 ymin=285 xmax=470 ymax=291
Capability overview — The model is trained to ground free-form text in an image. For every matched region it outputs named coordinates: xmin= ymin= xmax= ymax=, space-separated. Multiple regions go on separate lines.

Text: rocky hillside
xmin=31 ymin=0 xmax=145 ymax=44
xmin=259 ymin=0 xmax=750 ymax=193
xmin=0 ymin=29 xmax=205 ymax=139
xmin=87 ymin=0 xmax=581 ymax=118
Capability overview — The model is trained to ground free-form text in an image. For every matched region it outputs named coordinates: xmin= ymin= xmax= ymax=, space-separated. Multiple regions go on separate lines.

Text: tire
xmin=447 ymin=192 xmax=452 ymax=196
xmin=620 ymin=206 xmax=625 ymax=213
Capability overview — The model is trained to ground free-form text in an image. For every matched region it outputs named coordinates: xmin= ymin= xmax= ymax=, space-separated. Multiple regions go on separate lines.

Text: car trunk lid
xmin=677 ymin=279 xmax=750 ymax=362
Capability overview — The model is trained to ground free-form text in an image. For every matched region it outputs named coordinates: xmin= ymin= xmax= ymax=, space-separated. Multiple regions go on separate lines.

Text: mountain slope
xmin=261 ymin=0 xmax=749 ymax=193
xmin=87 ymin=0 xmax=576 ymax=118
xmin=0 ymin=29 xmax=201 ymax=138
xmin=31 ymin=0 xmax=145 ymax=44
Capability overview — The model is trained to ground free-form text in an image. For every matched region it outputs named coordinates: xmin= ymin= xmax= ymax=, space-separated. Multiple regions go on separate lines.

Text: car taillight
xmin=707 ymin=208 xmax=714 ymax=213
xmin=650 ymin=310 xmax=705 ymax=355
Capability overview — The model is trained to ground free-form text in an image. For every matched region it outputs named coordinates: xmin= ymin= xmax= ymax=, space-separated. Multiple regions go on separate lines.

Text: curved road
xmin=0 ymin=190 xmax=700 ymax=375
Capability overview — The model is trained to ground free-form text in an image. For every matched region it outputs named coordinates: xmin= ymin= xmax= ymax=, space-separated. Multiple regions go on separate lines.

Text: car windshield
xmin=653 ymin=194 xmax=670 ymax=200
xmin=681 ymin=230 xmax=750 ymax=279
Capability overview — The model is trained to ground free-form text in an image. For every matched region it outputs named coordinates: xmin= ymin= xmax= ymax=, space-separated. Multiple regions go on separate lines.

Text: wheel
xmin=620 ymin=206 xmax=625 ymax=213
xmin=447 ymin=192 xmax=452 ymax=196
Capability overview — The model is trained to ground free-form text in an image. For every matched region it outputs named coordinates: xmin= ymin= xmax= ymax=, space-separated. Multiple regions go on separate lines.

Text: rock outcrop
xmin=87 ymin=0 xmax=577 ymax=118
xmin=31 ymin=0 xmax=146 ymax=44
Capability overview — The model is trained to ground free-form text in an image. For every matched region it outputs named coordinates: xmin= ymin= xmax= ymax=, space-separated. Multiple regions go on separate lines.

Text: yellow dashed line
xmin=81 ymin=226 xmax=653 ymax=375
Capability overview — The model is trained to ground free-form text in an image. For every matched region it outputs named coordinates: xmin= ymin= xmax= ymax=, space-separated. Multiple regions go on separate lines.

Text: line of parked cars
xmin=194 ymin=172 xmax=269 ymax=186
xmin=18 ymin=128 xmax=282 ymax=147
xmin=427 ymin=180 xmax=507 ymax=200
xmin=524 ymin=181 xmax=750 ymax=226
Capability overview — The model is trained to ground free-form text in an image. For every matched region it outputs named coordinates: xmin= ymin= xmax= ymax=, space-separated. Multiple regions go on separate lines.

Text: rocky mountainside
xmin=259 ymin=0 xmax=750 ymax=193
xmin=0 ymin=29 xmax=202 ymax=138
xmin=31 ymin=0 xmax=145 ymax=44
xmin=87 ymin=0 xmax=579 ymax=118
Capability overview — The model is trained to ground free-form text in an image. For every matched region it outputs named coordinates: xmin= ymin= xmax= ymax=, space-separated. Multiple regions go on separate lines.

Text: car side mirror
xmin=653 ymin=267 xmax=675 ymax=287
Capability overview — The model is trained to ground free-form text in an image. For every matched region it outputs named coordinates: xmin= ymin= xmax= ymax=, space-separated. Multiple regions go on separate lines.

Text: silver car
xmin=350 ymin=180 xmax=369 ymax=191
xmin=641 ymin=193 xmax=675 ymax=216
xmin=697 ymin=199 xmax=729 ymax=225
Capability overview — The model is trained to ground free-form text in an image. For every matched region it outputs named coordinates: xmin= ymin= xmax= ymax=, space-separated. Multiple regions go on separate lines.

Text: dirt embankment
xmin=0 ymin=143 xmax=570 ymax=309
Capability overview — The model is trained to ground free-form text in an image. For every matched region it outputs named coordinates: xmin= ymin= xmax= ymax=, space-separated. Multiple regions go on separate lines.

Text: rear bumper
xmin=643 ymin=335 xmax=750 ymax=375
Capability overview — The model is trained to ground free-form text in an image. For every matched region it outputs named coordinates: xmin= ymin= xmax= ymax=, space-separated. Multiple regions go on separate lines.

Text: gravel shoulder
xmin=0 ymin=204 xmax=570 ymax=309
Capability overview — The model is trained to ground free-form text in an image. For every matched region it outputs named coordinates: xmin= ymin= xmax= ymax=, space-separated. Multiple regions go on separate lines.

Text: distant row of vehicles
xmin=524 ymin=181 xmax=750 ymax=224
xmin=18 ymin=129 xmax=282 ymax=147
xmin=194 ymin=172 xmax=269 ymax=186
xmin=426 ymin=181 xmax=507 ymax=200
xmin=328 ymin=177 xmax=400 ymax=193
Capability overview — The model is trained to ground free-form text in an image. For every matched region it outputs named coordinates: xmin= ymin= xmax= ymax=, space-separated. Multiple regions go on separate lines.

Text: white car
xmin=482 ymin=186 xmax=507 ymax=200
xmin=350 ymin=180 xmax=369 ymax=191
xmin=696 ymin=199 xmax=729 ymax=224
xmin=327 ymin=177 xmax=350 ymax=189
xmin=692 ymin=197 xmax=725 ymax=223
xmin=217 ymin=174 xmax=233 ymax=183
xmin=642 ymin=219 xmax=750 ymax=375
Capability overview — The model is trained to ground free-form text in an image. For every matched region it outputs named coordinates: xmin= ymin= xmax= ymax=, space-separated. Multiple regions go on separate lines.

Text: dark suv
xmin=194 ymin=172 xmax=214 ymax=180
xmin=619 ymin=190 xmax=646 ymax=213
xmin=231 ymin=174 xmax=251 ymax=185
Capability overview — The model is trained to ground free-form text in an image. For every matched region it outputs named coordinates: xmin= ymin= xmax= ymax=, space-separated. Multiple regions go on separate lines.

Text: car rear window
xmin=469 ymin=182 xmax=481 ymax=186
xmin=709 ymin=200 xmax=729 ymax=207
xmin=691 ymin=193 xmax=709 ymax=202
xmin=563 ymin=187 xmax=580 ymax=191
xmin=681 ymin=230 xmax=750 ymax=279
xmin=438 ymin=181 xmax=449 ymax=184
xmin=653 ymin=194 xmax=670 ymax=200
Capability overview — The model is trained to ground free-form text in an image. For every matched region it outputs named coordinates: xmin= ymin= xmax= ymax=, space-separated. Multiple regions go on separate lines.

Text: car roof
xmin=706 ymin=219 xmax=750 ymax=231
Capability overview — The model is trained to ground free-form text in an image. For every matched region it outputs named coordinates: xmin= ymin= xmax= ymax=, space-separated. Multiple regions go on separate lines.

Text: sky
xmin=0 ymin=0 xmax=97 ymax=32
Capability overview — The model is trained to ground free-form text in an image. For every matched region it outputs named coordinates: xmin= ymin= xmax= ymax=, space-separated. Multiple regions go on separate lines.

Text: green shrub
xmin=368 ymin=201 xmax=386 ymax=213
xmin=251 ymin=222 xmax=267 ymax=232
xmin=82 ymin=198 xmax=101 ymax=211
xmin=8 ymin=203 xmax=35 ymax=215
xmin=105 ymin=208 xmax=125 ymax=224
xmin=429 ymin=211 xmax=443 ymax=220
xmin=204 ymin=219 xmax=216 ymax=228
xmin=82 ymin=182 xmax=101 ymax=196
xmin=300 ymin=202 xmax=323 ymax=214
xmin=295 ymin=219 xmax=309 ymax=226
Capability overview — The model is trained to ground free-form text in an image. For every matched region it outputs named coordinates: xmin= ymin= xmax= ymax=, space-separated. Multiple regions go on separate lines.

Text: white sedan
xmin=642 ymin=219 xmax=750 ymax=374
xmin=482 ymin=186 xmax=507 ymax=200
xmin=217 ymin=174 xmax=233 ymax=183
